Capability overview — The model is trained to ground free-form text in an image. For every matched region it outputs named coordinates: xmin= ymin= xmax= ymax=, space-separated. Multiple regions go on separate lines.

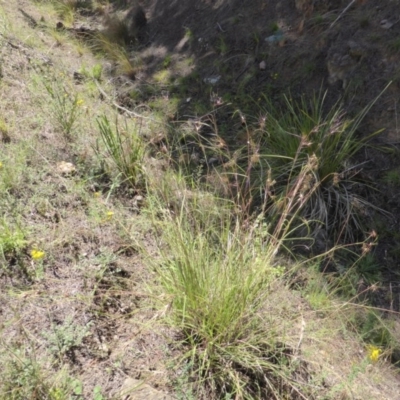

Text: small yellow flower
xmin=93 ymin=192 xmax=101 ymax=198
xmin=31 ymin=249 xmax=45 ymax=261
xmin=76 ymin=99 xmax=84 ymax=106
xmin=367 ymin=345 xmax=382 ymax=362
xmin=0 ymin=162 xmax=2 ymax=169
xmin=105 ymin=211 xmax=114 ymax=221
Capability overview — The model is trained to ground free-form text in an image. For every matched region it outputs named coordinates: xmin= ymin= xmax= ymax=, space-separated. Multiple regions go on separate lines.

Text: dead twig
xmin=329 ymin=0 xmax=356 ymax=29
xmin=94 ymin=80 xmax=157 ymax=122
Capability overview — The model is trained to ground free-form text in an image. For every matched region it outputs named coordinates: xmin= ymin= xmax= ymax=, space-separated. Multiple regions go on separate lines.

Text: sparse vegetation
xmin=0 ymin=0 xmax=400 ymax=399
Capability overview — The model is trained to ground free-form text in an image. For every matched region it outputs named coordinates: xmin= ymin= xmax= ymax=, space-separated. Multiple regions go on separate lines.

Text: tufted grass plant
xmin=41 ymin=77 xmax=83 ymax=138
xmin=144 ymin=175 xmax=314 ymax=399
xmin=90 ymin=34 xmax=141 ymax=78
xmin=255 ymin=88 xmax=389 ymax=243
xmin=97 ymin=115 xmax=146 ymax=189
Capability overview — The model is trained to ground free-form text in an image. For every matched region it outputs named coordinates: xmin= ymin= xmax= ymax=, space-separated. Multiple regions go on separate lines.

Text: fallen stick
xmin=329 ymin=0 xmax=356 ymax=29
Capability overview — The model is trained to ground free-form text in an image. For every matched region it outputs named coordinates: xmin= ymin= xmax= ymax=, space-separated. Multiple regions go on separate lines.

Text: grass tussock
xmin=96 ymin=115 xmax=146 ymax=189
xmin=40 ymin=76 xmax=84 ymax=138
xmin=257 ymin=90 xmax=389 ymax=242
xmin=144 ymin=179 xmax=315 ymax=398
xmin=90 ymin=33 xmax=141 ymax=78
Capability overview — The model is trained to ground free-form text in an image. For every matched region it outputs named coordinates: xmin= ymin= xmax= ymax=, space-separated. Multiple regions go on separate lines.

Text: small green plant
xmin=389 ymin=38 xmax=400 ymax=52
xmin=42 ymin=77 xmax=83 ymax=137
xmin=0 ymin=117 xmax=9 ymax=140
xmin=45 ymin=316 xmax=91 ymax=360
xmin=358 ymin=310 xmax=395 ymax=348
xmin=359 ymin=16 xmax=370 ymax=28
xmin=96 ymin=115 xmax=146 ymax=189
xmin=78 ymin=63 xmax=102 ymax=81
xmin=71 ymin=379 xmax=83 ymax=398
xmin=52 ymin=0 xmax=80 ymax=26
xmin=162 ymin=54 xmax=172 ymax=69
xmin=270 ymin=22 xmax=279 ymax=32
xmin=216 ymin=35 xmax=228 ymax=55
xmin=93 ymin=385 xmax=105 ymax=400
xmin=0 ymin=218 xmax=27 ymax=258
xmin=184 ymin=27 xmax=194 ymax=41
xmin=384 ymin=168 xmax=400 ymax=186
xmin=0 ymin=142 xmax=29 ymax=193
xmin=0 ymin=346 xmax=73 ymax=400
xmin=311 ymin=14 xmax=324 ymax=26
xmin=92 ymin=63 xmax=103 ymax=80
xmin=354 ymin=253 xmax=381 ymax=284
xmin=302 ymin=61 xmax=316 ymax=78
xmin=171 ymin=360 xmax=197 ymax=400
xmin=101 ymin=13 xmax=132 ymax=45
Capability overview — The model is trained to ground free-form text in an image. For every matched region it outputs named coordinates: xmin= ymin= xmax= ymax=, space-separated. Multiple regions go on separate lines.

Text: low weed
xmin=78 ymin=63 xmax=103 ymax=81
xmin=358 ymin=310 xmax=395 ymax=348
xmin=389 ymin=37 xmax=400 ymax=52
xmin=0 ymin=344 xmax=73 ymax=400
xmin=383 ymin=168 xmax=400 ymax=186
xmin=0 ymin=217 xmax=27 ymax=261
xmin=0 ymin=117 xmax=10 ymax=142
xmin=44 ymin=315 xmax=92 ymax=361
xmin=215 ymin=36 xmax=229 ymax=55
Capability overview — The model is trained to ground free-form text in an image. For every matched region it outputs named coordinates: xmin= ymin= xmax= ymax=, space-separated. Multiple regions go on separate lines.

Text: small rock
xmin=203 ymin=75 xmax=221 ymax=85
xmin=134 ymin=195 xmax=144 ymax=207
xmin=259 ymin=60 xmax=266 ymax=70
xmin=380 ymin=19 xmax=394 ymax=29
xmin=265 ymin=30 xmax=284 ymax=44
xmin=118 ymin=378 xmax=172 ymax=400
xmin=56 ymin=161 xmax=76 ymax=176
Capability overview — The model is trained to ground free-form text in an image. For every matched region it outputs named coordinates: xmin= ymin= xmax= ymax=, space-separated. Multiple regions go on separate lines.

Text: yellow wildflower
xmin=0 ymin=162 xmax=2 ymax=169
xmin=76 ymin=99 xmax=84 ymax=106
xmin=31 ymin=249 xmax=45 ymax=261
xmin=367 ymin=345 xmax=382 ymax=362
xmin=105 ymin=211 xmax=114 ymax=221
xmin=93 ymin=192 xmax=101 ymax=198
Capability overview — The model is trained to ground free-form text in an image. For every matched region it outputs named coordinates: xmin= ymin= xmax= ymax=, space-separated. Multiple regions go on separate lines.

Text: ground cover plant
xmin=0 ymin=0 xmax=399 ymax=399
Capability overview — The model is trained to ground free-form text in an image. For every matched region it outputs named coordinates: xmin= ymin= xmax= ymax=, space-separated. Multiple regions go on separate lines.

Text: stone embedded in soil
xmin=118 ymin=378 xmax=172 ymax=400
xmin=56 ymin=161 xmax=76 ymax=176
